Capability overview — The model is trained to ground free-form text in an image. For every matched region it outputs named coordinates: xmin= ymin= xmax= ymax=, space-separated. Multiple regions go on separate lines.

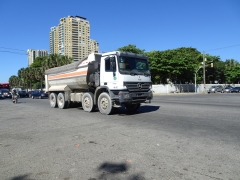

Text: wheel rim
xmin=84 ymin=97 xmax=91 ymax=108
xmin=100 ymin=97 xmax=108 ymax=110
xmin=50 ymin=95 xmax=55 ymax=103
xmin=50 ymin=93 xmax=58 ymax=108
xmin=58 ymin=96 xmax=63 ymax=107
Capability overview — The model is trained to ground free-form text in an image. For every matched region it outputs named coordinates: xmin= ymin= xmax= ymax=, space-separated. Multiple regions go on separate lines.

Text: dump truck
xmin=45 ymin=51 xmax=153 ymax=115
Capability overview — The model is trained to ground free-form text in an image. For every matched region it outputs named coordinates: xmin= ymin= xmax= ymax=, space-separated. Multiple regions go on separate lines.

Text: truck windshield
xmin=118 ymin=56 xmax=150 ymax=76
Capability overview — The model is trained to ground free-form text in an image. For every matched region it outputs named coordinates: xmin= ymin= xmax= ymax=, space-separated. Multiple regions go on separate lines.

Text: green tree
xmin=30 ymin=56 xmax=46 ymax=68
xmin=24 ymin=67 xmax=36 ymax=90
xmin=17 ymin=68 xmax=26 ymax=88
xmin=203 ymin=55 xmax=225 ymax=84
xmin=9 ymin=75 xmax=20 ymax=88
xmin=146 ymin=47 xmax=202 ymax=84
xmin=47 ymin=54 xmax=60 ymax=68
xmin=58 ymin=55 xmax=73 ymax=66
xmin=28 ymin=54 xmax=73 ymax=89
xmin=224 ymin=59 xmax=240 ymax=84
xmin=116 ymin=44 xmax=145 ymax=55
xmin=34 ymin=67 xmax=45 ymax=90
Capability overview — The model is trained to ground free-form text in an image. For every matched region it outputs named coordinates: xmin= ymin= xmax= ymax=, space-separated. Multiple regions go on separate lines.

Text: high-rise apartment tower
xmin=27 ymin=49 xmax=48 ymax=66
xmin=50 ymin=16 xmax=99 ymax=61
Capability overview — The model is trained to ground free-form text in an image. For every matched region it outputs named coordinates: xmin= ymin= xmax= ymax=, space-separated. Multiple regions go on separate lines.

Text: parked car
xmin=27 ymin=90 xmax=35 ymax=98
xmin=18 ymin=90 xmax=28 ymax=98
xmin=207 ymin=85 xmax=224 ymax=93
xmin=230 ymin=87 xmax=240 ymax=93
xmin=0 ymin=89 xmax=12 ymax=98
xmin=222 ymin=86 xmax=233 ymax=93
xmin=31 ymin=90 xmax=48 ymax=99
xmin=0 ymin=92 xmax=5 ymax=99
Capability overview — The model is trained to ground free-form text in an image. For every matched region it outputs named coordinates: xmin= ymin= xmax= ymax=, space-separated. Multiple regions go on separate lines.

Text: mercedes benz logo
xmin=137 ymin=83 xmax=142 ymax=89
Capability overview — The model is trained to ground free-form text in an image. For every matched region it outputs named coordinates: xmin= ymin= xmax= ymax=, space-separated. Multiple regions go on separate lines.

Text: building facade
xmin=49 ymin=16 xmax=99 ymax=61
xmin=27 ymin=49 xmax=48 ymax=66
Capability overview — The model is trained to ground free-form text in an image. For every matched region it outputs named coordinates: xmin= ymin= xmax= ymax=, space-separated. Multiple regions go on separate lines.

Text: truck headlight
xmin=124 ymin=94 xmax=130 ymax=99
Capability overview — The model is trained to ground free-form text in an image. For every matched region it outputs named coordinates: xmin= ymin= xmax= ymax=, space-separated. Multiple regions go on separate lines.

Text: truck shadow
xmin=10 ymin=174 xmax=34 ymax=180
xmin=94 ymin=161 xmax=146 ymax=180
xmin=9 ymin=163 xmax=145 ymax=180
xmin=71 ymin=103 xmax=160 ymax=115
xmin=116 ymin=105 xmax=160 ymax=116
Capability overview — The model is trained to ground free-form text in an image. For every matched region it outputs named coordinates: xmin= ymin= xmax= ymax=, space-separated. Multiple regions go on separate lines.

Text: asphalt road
xmin=0 ymin=93 xmax=240 ymax=180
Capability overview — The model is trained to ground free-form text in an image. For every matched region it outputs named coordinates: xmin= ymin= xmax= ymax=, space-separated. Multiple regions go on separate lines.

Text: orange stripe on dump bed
xmin=48 ymin=70 xmax=87 ymax=80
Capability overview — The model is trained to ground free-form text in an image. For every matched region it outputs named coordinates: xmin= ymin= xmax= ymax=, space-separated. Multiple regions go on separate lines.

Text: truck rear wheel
xmin=125 ymin=103 xmax=140 ymax=112
xmin=57 ymin=93 xmax=68 ymax=109
xmin=98 ymin=92 xmax=113 ymax=115
xmin=50 ymin=93 xmax=58 ymax=108
xmin=82 ymin=92 xmax=95 ymax=112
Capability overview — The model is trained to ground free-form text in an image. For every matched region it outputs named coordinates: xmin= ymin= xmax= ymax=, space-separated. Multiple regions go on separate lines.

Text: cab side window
xmin=105 ymin=59 xmax=110 ymax=71
xmin=105 ymin=58 xmax=116 ymax=72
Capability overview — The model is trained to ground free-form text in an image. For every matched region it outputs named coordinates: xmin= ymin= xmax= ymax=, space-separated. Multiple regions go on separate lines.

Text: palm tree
xmin=9 ymin=75 xmax=19 ymax=88
xmin=47 ymin=54 xmax=59 ymax=68
xmin=22 ymin=68 xmax=29 ymax=90
xmin=59 ymin=55 xmax=73 ymax=66
xmin=34 ymin=67 xmax=45 ymax=90
xmin=25 ymin=67 xmax=35 ymax=90
xmin=18 ymin=68 xmax=27 ymax=89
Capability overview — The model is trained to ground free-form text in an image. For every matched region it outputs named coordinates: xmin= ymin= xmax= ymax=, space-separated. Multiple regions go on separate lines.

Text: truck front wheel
xmin=82 ymin=92 xmax=95 ymax=112
xmin=125 ymin=103 xmax=141 ymax=112
xmin=98 ymin=92 xmax=113 ymax=115
xmin=49 ymin=93 xmax=58 ymax=108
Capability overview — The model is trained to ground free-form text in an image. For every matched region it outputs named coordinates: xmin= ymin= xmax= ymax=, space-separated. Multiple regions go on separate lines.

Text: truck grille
xmin=124 ymin=82 xmax=151 ymax=92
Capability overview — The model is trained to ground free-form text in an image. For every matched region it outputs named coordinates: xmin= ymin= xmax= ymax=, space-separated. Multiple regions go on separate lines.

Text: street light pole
xmin=203 ymin=51 xmax=206 ymax=93
xmin=195 ymin=66 xmax=202 ymax=94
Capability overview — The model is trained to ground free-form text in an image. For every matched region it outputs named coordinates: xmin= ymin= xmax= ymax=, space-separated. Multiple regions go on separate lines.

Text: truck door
xmin=101 ymin=56 xmax=119 ymax=89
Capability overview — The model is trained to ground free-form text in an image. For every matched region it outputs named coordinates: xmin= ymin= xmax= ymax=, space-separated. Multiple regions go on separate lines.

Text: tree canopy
xmin=9 ymin=54 xmax=73 ymax=90
xmin=116 ymin=44 xmax=145 ymax=55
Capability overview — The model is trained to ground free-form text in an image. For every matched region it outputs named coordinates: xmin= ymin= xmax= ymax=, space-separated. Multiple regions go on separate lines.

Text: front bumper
xmin=115 ymin=91 xmax=153 ymax=103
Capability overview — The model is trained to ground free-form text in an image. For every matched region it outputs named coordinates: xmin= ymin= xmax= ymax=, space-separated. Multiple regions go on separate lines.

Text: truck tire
xmin=82 ymin=92 xmax=95 ymax=112
xmin=57 ymin=93 xmax=68 ymax=109
xmin=49 ymin=93 xmax=58 ymax=108
xmin=98 ymin=92 xmax=113 ymax=115
xmin=125 ymin=103 xmax=140 ymax=112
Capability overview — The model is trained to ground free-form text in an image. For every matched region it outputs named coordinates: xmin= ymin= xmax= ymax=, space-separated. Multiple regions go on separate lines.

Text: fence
xmin=152 ymin=84 xmax=240 ymax=94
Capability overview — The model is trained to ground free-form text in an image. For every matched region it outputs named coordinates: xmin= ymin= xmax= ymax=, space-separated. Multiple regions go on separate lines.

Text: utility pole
xmin=195 ymin=66 xmax=202 ymax=94
xmin=203 ymin=51 xmax=206 ymax=93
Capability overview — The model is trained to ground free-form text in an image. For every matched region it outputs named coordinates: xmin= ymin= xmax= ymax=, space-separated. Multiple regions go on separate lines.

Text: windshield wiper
xmin=130 ymin=70 xmax=138 ymax=76
xmin=143 ymin=72 xmax=151 ymax=77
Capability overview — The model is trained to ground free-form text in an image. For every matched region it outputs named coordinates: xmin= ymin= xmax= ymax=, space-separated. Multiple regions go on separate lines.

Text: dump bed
xmin=45 ymin=53 xmax=102 ymax=91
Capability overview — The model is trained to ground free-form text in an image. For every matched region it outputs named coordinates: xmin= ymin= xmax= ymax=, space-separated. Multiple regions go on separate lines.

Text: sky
xmin=0 ymin=0 xmax=240 ymax=83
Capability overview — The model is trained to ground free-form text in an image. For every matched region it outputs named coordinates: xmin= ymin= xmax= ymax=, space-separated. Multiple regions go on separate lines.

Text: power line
xmin=205 ymin=44 xmax=240 ymax=52
xmin=0 ymin=50 xmax=27 ymax=55
xmin=0 ymin=46 xmax=26 ymax=52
